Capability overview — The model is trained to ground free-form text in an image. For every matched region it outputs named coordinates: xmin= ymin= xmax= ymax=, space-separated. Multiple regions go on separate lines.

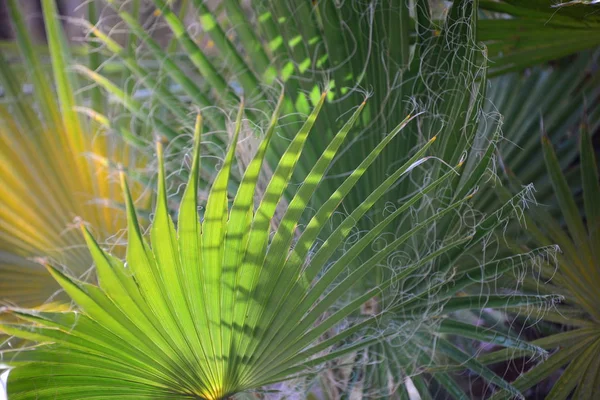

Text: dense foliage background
xmin=0 ymin=0 xmax=599 ymax=399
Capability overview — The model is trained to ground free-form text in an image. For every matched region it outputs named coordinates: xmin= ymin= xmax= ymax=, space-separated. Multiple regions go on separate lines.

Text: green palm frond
xmin=442 ymin=48 xmax=600 ymax=399
xmin=477 ymin=50 xmax=600 ymax=220
xmin=0 ymin=0 xmax=571 ymax=398
xmin=82 ymin=0 xmax=479 ymax=191
xmin=0 ymin=95 xmax=523 ymax=399
xmin=1 ymin=92 xmax=555 ymax=398
xmin=479 ymin=0 xmax=600 ymax=76
xmin=478 ymin=120 xmax=600 ymax=399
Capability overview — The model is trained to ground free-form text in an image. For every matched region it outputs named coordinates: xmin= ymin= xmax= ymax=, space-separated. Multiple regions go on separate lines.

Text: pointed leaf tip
xmin=118 ymin=165 xmax=126 ymax=189
xmin=44 ymin=263 xmax=66 ymax=282
xmin=541 ymin=134 xmax=550 ymax=145
xmin=80 ymin=223 xmax=92 ymax=239
xmin=156 ymin=139 xmax=166 ymax=185
xmin=156 ymin=139 xmax=165 ymax=163
xmin=194 ymin=113 xmax=203 ymax=142
xmin=119 ymin=168 xmax=141 ymax=237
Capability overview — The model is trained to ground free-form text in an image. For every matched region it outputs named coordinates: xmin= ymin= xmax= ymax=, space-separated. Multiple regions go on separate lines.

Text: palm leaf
xmin=0 ymin=98 xmax=503 ymax=399
xmin=477 ymin=49 xmax=599 ymax=234
xmin=0 ymin=0 xmax=146 ymax=308
xmin=479 ymin=0 xmax=600 ymax=76
xmin=0 ymin=0 xmax=562 ymax=397
xmin=484 ymin=120 xmax=600 ymax=399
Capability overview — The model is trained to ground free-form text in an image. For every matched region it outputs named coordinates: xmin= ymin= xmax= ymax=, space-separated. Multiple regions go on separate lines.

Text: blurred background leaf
xmin=0 ymin=0 xmax=149 ymax=309
xmin=479 ymin=0 xmax=600 ymax=76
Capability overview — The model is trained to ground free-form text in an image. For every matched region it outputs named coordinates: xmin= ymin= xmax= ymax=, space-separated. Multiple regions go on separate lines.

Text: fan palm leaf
xmin=0 ymin=92 xmax=550 ymax=399
xmin=434 ymin=49 xmax=600 ymax=399
xmin=477 ymin=50 xmax=600 ymax=221
xmin=0 ymin=0 xmax=146 ymax=309
xmin=0 ymin=0 xmax=564 ymax=397
xmin=478 ymin=120 xmax=600 ymax=400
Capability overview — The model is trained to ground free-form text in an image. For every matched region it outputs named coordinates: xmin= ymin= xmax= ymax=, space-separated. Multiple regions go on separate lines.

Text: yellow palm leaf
xmin=0 ymin=0 xmax=146 ymax=309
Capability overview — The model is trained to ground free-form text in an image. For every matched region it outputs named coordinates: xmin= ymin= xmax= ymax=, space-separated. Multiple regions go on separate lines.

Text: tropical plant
xmin=461 ymin=120 xmax=598 ymax=400
xmin=411 ymin=47 xmax=600 ymax=397
xmin=0 ymin=0 xmax=588 ymax=398
xmin=0 ymin=0 xmax=146 ymax=308
xmin=479 ymin=0 xmax=600 ymax=76
xmin=476 ymin=49 xmax=600 ymax=223
xmin=1 ymin=88 xmax=559 ymax=398
xmin=425 ymin=50 xmax=597 ymax=398
xmin=3 ymin=0 xmax=589 ymax=311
